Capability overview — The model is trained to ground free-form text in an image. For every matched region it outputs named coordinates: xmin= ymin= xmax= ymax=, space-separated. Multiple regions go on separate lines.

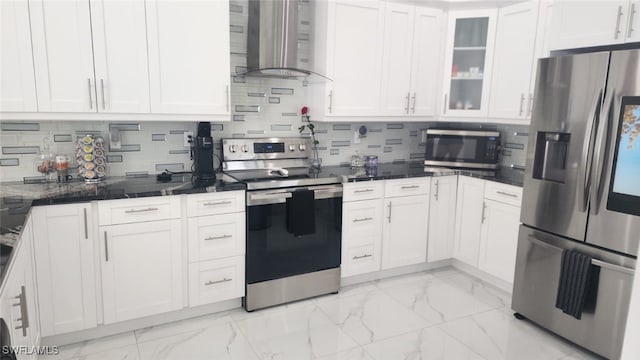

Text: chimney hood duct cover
xmin=245 ymin=0 xmax=327 ymax=79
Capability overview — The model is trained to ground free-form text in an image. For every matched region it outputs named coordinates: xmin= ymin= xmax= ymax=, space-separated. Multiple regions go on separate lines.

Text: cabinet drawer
xmin=342 ymin=244 xmax=381 ymax=277
xmin=98 ymin=196 xmax=181 ymax=225
xmin=384 ymin=178 xmax=430 ymax=197
xmin=484 ymin=181 xmax=523 ymax=206
xmin=342 ymin=199 xmax=383 ymax=245
xmin=186 ymin=191 xmax=245 ymax=217
xmin=188 ymin=256 xmax=244 ymax=307
xmin=343 ymin=181 xmax=384 ymax=202
xmin=188 ymin=213 xmax=245 ymax=262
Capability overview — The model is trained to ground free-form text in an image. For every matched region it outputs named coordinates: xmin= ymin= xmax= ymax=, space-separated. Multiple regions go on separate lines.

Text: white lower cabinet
xmin=188 ymin=257 xmax=244 ymax=307
xmin=478 ymin=199 xmax=521 ymax=283
xmin=100 ymin=219 xmax=183 ymax=324
xmin=341 ymin=199 xmax=383 ymax=277
xmin=454 ymin=176 xmax=485 ymax=266
xmin=427 ymin=175 xmax=457 ymax=262
xmin=382 ymin=194 xmax=430 ymax=269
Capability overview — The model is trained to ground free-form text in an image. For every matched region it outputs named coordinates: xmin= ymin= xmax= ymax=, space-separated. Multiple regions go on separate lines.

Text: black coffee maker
xmin=191 ymin=122 xmax=216 ymax=181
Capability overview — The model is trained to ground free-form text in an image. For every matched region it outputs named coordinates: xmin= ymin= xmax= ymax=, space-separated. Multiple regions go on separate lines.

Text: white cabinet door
xmin=409 ymin=7 xmax=443 ymax=117
xmin=101 ymin=219 xmax=183 ymax=324
xmin=550 ymin=1 xmax=629 ymax=50
xmin=0 ymin=0 xmax=37 ymax=112
xmin=628 ymin=1 xmax=640 ymax=42
xmin=146 ymin=0 xmax=230 ymax=115
xmin=454 ymin=176 xmax=485 ymax=266
xmin=478 ymin=199 xmax=521 ymax=284
xmin=382 ymin=195 xmax=429 ymax=269
xmin=380 ymin=3 xmax=414 ymax=116
xmin=31 ymin=203 xmax=97 ymax=337
xmin=342 ymin=199 xmax=383 ymax=276
xmin=90 ymin=0 xmax=150 ymax=113
xmin=30 ymin=0 xmax=97 ymax=112
xmin=427 ymin=175 xmax=457 ymax=262
xmin=488 ymin=2 xmax=538 ymax=121
xmin=326 ymin=0 xmax=384 ymax=116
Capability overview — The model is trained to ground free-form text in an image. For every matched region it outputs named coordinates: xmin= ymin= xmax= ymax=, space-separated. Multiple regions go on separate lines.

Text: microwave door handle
xmin=591 ymin=89 xmax=615 ymax=214
xmin=579 ymin=89 xmax=602 ymax=212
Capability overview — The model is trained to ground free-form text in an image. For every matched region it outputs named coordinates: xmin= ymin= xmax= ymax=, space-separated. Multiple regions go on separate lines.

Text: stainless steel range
xmin=222 ymin=138 xmax=343 ymax=311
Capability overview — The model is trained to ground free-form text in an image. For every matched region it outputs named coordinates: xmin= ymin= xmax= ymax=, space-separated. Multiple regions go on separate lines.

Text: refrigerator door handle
xmin=591 ymin=89 xmax=615 ymax=214
xmin=579 ymin=89 xmax=602 ymax=212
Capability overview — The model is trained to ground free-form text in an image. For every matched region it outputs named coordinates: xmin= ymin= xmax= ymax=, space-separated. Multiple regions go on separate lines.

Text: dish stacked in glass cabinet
xmin=75 ymin=134 xmax=107 ymax=182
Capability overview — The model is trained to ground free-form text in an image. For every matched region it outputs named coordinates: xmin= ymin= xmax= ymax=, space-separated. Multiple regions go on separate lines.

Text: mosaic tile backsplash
xmin=0 ymin=0 xmax=529 ymax=182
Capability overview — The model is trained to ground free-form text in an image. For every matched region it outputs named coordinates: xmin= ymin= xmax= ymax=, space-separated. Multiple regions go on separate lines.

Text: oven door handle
xmin=249 ymin=192 xmax=293 ymax=203
xmin=248 ymin=185 xmax=343 ymax=206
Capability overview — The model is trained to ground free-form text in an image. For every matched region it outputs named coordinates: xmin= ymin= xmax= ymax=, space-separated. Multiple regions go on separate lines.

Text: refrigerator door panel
xmin=521 ymin=52 xmax=609 ymax=241
xmin=586 ymin=49 xmax=640 ymax=256
xmin=512 ymin=225 xmax=635 ymax=360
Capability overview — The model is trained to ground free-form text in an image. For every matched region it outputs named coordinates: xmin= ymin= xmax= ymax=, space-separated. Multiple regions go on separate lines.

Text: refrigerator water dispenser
xmin=533 ymin=132 xmax=571 ymax=183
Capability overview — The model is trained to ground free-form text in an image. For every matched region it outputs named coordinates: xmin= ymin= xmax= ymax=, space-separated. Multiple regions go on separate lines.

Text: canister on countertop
xmin=364 ymin=155 xmax=378 ymax=168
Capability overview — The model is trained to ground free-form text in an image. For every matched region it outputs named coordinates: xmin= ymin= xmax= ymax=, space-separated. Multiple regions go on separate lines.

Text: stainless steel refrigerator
xmin=512 ymin=50 xmax=640 ymax=359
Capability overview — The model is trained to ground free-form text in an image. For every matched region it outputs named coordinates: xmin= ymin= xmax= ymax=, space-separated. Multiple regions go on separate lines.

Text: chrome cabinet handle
xmin=83 ymin=208 xmax=88 ymax=239
xmin=434 ymin=180 xmax=439 ymax=201
xmin=387 ymin=201 xmax=392 ymax=223
xmin=615 ymin=5 xmax=624 ymax=39
xmin=352 ymin=217 xmax=372 ymax=223
xmin=100 ymin=79 xmax=106 ymax=110
xmin=353 ymin=254 xmax=372 ymax=260
xmin=205 ymin=278 xmax=232 ymax=285
xmin=401 ymin=185 xmax=420 ymax=189
xmin=225 ymin=85 xmax=230 ymax=112
xmin=125 ymin=207 xmax=159 ymax=213
xmin=481 ymin=202 xmax=487 ymax=223
xmin=497 ymin=190 xmax=518 ymax=198
xmin=328 ymin=90 xmax=333 ymax=113
xmin=354 ymin=189 xmax=374 ymax=193
xmin=203 ymin=201 xmax=232 ymax=206
xmin=411 ymin=93 xmax=416 ymax=113
xmin=405 ymin=92 xmax=410 ymax=114
xmin=104 ymin=232 xmax=109 ymax=262
xmin=629 ymin=3 xmax=637 ymax=37
xmin=519 ymin=93 xmax=525 ymax=116
xmin=443 ymin=94 xmax=448 ymax=114
xmin=88 ymin=78 xmax=94 ymax=109
xmin=205 ymin=234 xmax=232 ymax=241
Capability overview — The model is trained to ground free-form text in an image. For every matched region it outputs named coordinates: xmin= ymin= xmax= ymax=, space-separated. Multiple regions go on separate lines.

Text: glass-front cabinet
xmin=442 ymin=9 xmax=497 ymax=117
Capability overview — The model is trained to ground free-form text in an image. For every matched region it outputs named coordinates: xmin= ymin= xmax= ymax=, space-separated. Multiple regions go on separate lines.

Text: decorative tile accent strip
xmin=53 ymin=134 xmax=73 ymax=142
xmin=106 ymin=155 xmax=123 ymax=163
xmin=409 ymin=130 xmax=418 ymax=137
xmin=410 ymin=153 xmax=424 ymax=160
xmin=332 ymin=124 xmax=351 ymax=131
xmin=271 ymin=88 xmax=294 ymax=95
xmin=23 ymin=176 xmax=46 ymax=184
xmin=383 ymin=147 xmax=393 ymax=153
xmin=271 ymin=124 xmax=292 ymax=131
xmin=330 ymin=149 xmax=340 ymax=155
xmin=298 ymin=33 xmax=310 ymax=40
xmin=109 ymin=144 xmax=141 ymax=152
xmin=502 ymin=149 xmax=513 ymax=156
xmin=386 ymin=124 xmax=404 ymax=130
xmin=235 ymin=105 xmax=260 ymax=112
xmin=281 ymin=112 xmax=298 ymax=116
xmin=339 ymin=162 xmax=350 ymax=167
xmin=211 ymin=124 xmax=224 ymax=131
xmin=230 ymin=25 xmax=244 ymax=33
xmin=0 ymin=122 xmax=39 ymax=131
xmin=504 ymin=142 xmax=525 ymax=150
xmin=247 ymin=92 xmax=265 ymax=97
xmin=247 ymin=129 xmax=265 ymax=135
xmin=232 ymin=133 xmax=246 ymax=138
xmin=109 ymin=123 xmax=140 ymax=131
xmin=2 ymin=196 xmax=23 ymax=204
xmin=170 ymin=130 xmax=188 ymax=134
xmin=331 ymin=140 xmax=350 ymax=147
xmin=126 ymin=171 xmax=148 ymax=177
xmin=229 ymin=3 xmax=243 ymax=13
xmin=513 ymin=132 xmax=529 ymax=137
xmin=151 ymin=134 xmax=166 ymax=141
xmin=268 ymin=97 xmax=280 ymax=104
xmin=314 ymin=129 xmax=328 ymax=134
xmin=368 ymin=128 xmax=382 ymax=133
xmin=315 ymin=146 xmax=327 ymax=150
xmin=368 ymin=145 xmax=381 ymax=149
xmin=233 ymin=115 xmax=245 ymax=121
xmin=169 ymin=149 xmax=189 ymax=155
xmin=0 ymin=158 xmax=19 ymax=166
xmin=392 ymin=159 xmax=407 ymax=164
xmin=75 ymin=130 xmax=102 ymax=136
xmin=2 ymin=146 xmax=39 ymax=155
xmin=155 ymin=163 xmax=184 ymax=172
xmin=235 ymin=66 xmax=248 ymax=74
xmin=385 ymin=139 xmax=403 ymax=145
xmin=233 ymin=76 xmax=246 ymax=83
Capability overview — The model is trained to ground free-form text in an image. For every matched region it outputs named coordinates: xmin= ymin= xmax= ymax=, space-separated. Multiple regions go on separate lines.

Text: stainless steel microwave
xmin=423 ymin=129 xmax=500 ymax=169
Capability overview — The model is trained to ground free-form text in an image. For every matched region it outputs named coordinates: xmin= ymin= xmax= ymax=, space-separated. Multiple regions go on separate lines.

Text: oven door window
xmin=246 ymin=197 xmax=342 ymax=284
xmin=425 ymin=135 xmax=497 ymax=163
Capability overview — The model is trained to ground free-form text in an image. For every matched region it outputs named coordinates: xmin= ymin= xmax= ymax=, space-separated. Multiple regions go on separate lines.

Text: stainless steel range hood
xmin=245 ymin=0 xmax=327 ymax=79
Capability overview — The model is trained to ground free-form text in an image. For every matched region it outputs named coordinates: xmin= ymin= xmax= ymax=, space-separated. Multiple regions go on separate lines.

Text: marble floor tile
xmin=439 ymin=308 xmax=578 ymax=360
xmin=372 ymin=271 xmax=443 ymax=290
xmin=67 ymin=345 xmax=140 ymax=360
xmin=314 ymin=282 xmax=378 ymax=303
xmin=437 ymin=272 xmax=512 ymax=309
xmin=314 ymin=347 xmax=375 ymax=360
xmin=316 ymin=290 xmax=431 ymax=345
xmin=54 ymin=332 xmax=137 ymax=360
xmin=363 ymin=326 xmax=485 ymax=360
xmin=134 ymin=310 xmax=236 ymax=343
xmin=429 ymin=266 xmax=465 ymax=279
xmin=137 ymin=322 xmax=258 ymax=360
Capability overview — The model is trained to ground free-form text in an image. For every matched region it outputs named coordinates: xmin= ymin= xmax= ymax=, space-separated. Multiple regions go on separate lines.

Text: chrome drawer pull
xmin=205 ymin=278 xmax=232 ymax=285
xmin=353 ymin=217 xmax=373 ymax=223
xmin=125 ymin=207 xmax=159 ymax=213
xmin=354 ymin=189 xmax=374 ymax=193
xmin=496 ymin=191 xmax=518 ymax=198
xmin=203 ymin=201 xmax=232 ymax=206
xmin=401 ymin=185 xmax=420 ymax=189
xmin=205 ymin=234 xmax=232 ymax=241
xmin=353 ymin=254 xmax=372 ymax=260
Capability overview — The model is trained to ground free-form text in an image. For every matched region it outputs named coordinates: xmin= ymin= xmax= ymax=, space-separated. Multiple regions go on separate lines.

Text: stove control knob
xmin=288 ymin=144 xmax=296 ymax=151
xmin=241 ymin=145 xmax=249 ymax=153
xmin=299 ymin=144 xmax=306 ymax=151
xmin=229 ymin=145 xmax=237 ymax=153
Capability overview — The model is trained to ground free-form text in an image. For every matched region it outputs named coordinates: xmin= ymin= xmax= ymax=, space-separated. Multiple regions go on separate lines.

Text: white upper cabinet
xmin=410 ymin=7 xmax=443 ymax=116
xmin=441 ymin=9 xmax=498 ymax=118
xmin=550 ymin=1 xmax=635 ymax=50
xmin=0 ymin=0 xmax=37 ymax=112
xmin=146 ymin=0 xmax=230 ymax=116
xmin=90 ymin=0 xmax=150 ymax=113
xmin=488 ymin=2 xmax=539 ymax=122
xmin=30 ymin=0 xmax=96 ymax=112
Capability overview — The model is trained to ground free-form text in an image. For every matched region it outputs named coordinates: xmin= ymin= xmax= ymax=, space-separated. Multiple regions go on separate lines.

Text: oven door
xmin=245 ymin=184 xmax=343 ymax=285
xmin=424 ymin=129 xmax=500 ymax=169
